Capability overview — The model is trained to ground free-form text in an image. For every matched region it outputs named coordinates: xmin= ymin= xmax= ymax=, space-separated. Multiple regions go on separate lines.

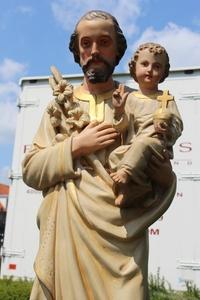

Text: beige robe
xmin=22 ymin=84 xmax=176 ymax=300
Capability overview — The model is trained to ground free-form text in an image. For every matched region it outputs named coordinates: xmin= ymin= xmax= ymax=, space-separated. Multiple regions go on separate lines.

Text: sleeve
xmin=22 ymin=109 xmax=79 ymax=191
xmin=121 ymin=93 xmax=137 ymax=144
xmin=167 ymin=98 xmax=183 ymax=145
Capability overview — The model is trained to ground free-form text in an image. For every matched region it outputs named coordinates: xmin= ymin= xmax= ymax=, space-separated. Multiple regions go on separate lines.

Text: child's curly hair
xmin=129 ymin=42 xmax=170 ymax=83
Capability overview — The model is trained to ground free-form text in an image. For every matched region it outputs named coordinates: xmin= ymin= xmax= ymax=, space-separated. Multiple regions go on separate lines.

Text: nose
xmin=147 ymin=64 xmax=153 ymax=72
xmin=91 ymin=42 xmax=99 ymax=56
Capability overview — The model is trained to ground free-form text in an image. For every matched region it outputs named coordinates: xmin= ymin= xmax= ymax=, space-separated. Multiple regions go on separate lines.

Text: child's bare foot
xmin=115 ymin=190 xmax=126 ymax=206
xmin=114 ymin=182 xmax=131 ymax=207
xmin=110 ymin=168 xmax=129 ymax=183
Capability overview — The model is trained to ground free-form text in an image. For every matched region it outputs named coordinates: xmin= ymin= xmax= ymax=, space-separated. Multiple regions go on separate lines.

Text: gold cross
xmin=157 ymin=90 xmax=174 ymax=111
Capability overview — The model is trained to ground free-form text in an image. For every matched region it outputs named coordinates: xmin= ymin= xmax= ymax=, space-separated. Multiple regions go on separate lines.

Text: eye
xmin=81 ymin=38 xmax=91 ymax=48
xmin=99 ymin=37 xmax=111 ymax=47
xmin=154 ymin=63 xmax=161 ymax=70
xmin=141 ymin=61 xmax=149 ymax=67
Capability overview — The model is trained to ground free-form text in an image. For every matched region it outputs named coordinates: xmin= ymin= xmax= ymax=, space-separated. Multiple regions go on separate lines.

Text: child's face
xmin=135 ymin=48 xmax=166 ymax=91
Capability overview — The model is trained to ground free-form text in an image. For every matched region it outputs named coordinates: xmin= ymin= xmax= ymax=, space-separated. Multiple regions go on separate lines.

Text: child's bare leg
xmin=110 ymin=168 xmax=130 ymax=207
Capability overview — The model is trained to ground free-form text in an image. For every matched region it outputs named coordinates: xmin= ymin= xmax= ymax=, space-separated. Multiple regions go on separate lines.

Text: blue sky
xmin=0 ymin=0 xmax=200 ymax=184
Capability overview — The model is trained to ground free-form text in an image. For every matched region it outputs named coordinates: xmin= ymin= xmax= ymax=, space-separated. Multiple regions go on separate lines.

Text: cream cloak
xmin=22 ymin=84 xmax=176 ymax=300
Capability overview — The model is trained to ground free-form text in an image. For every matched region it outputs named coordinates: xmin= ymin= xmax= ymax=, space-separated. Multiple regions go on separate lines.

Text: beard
xmin=82 ymin=55 xmax=115 ymax=84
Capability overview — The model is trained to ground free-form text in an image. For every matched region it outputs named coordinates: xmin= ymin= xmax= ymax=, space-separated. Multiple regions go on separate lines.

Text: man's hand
xmin=147 ymin=149 xmax=174 ymax=189
xmin=72 ymin=121 xmax=119 ymax=158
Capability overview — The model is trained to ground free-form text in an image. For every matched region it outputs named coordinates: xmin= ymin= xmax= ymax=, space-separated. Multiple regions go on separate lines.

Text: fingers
xmin=81 ymin=121 xmax=118 ymax=145
xmin=86 ymin=123 xmax=118 ymax=144
xmin=113 ymin=85 xmax=128 ymax=106
xmin=86 ymin=121 xmax=115 ymax=131
xmin=118 ymin=84 xmax=125 ymax=95
xmin=98 ymin=138 xmax=117 ymax=147
xmin=98 ymin=131 xmax=118 ymax=143
xmin=113 ymin=84 xmax=125 ymax=97
xmin=96 ymin=121 xmax=115 ymax=131
xmin=113 ymin=89 xmax=120 ymax=97
xmin=86 ymin=125 xmax=118 ymax=142
xmin=84 ymin=120 xmax=99 ymax=128
xmin=122 ymin=91 xmax=129 ymax=102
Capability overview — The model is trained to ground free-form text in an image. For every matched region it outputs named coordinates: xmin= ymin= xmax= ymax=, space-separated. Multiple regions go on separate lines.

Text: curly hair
xmin=129 ymin=42 xmax=170 ymax=83
xmin=69 ymin=10 xmax=127 ymax=67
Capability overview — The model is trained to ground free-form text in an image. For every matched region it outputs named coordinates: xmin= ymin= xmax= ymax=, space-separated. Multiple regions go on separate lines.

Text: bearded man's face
xmin=77 ymin=18 xmax=118 ymax=83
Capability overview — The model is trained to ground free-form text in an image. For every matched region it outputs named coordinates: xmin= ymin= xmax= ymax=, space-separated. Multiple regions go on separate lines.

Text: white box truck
xmin=1 ymin=67 xmax=200 ymax=290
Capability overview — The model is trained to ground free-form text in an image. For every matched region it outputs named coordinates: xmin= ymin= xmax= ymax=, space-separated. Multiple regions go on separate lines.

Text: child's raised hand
xmin=112 ymin=84 xmax=129 ymax=116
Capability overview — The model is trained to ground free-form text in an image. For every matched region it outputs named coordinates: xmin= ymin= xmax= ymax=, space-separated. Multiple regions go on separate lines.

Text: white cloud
xmin=0 ymin=58 xmax=27 ymax=81
xmin=0 ymin=81 xmax=19 ymax=97
xmin=128 ymin=23 xmax=200 ymax=69
xmin=51 ymin=0 xmax=142 ymax=36
xmin=111 ymin=0 xmax=142 ymax=36
xmin=0 ymin=59 xmax=26 ymax=145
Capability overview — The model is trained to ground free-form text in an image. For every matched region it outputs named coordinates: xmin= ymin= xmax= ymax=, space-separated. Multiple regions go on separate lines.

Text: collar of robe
xmin=73 ymin=83 xmax=118 ymax=122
